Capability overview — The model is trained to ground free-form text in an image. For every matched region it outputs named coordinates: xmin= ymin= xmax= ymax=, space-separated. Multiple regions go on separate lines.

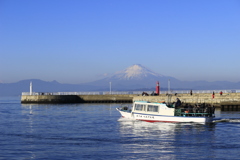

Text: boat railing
xmin=175 ymin=108 xmax=215 ymax=117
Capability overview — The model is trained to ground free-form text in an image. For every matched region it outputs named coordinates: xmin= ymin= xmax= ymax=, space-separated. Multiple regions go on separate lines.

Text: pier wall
xmin=21 ymin=94 xmax=135 ymax=104
xmin=133 ymin=93 xmax=240 ymax=110
xmin=134 ymin=93 xmax=240 ymax=104
xmin=21 ymin=93 xmax=240 ymax=110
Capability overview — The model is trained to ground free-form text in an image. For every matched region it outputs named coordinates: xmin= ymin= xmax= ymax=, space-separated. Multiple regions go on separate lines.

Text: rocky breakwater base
xmin=133 ymin=93 xmax=240 ymax=111
xmin=21 ymin=94 xmax=136 ymax=104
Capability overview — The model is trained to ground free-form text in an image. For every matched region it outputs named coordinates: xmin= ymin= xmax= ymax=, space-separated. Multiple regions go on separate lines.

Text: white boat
xmin=116 ymin=101 xmax=215 ymax=123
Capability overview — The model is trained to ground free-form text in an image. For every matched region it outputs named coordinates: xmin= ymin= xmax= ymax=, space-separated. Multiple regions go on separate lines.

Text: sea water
xmin=0 ymin=97 xmax=240 ymax=160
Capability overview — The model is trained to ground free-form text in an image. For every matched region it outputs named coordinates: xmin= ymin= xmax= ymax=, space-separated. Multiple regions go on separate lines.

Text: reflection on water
xmin=118 ymin=118 xmax=176 ymax=136
xmin=118 ymin=118 xmax=217 ymax=159
xmin=118 ymin=118 xmax=216 ymax=137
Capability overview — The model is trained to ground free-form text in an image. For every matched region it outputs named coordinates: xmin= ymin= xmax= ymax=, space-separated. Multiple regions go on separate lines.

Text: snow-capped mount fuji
xmin=112 ymin=64 xmax=163 ymax=80
xmin=86 ymin=64 xmax=180 ymax=90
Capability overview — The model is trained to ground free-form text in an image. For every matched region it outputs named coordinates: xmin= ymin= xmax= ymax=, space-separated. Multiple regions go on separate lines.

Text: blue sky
xmin=1 ymin=0 xmax=240 ymax=84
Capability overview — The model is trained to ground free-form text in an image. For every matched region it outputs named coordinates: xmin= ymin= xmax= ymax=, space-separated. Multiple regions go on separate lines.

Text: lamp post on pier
xmin=30 ymin=82 xmax=32 ymax=95
xmin=110 ymin=82 xmax=112 ymax=95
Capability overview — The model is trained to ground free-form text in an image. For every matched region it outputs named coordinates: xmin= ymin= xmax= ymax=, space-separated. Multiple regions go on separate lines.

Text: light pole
xmin=30 ymin=81 xmax=32 ymax=95
xmin=110 ymin=82 xmax=112 ymax=94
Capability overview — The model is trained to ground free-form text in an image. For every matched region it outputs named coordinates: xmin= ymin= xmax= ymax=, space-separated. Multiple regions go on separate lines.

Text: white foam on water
xmin=213 ymin=118 xmax=240 ymax=123
xmin=117 ymin=117 xmax=135 ymax=122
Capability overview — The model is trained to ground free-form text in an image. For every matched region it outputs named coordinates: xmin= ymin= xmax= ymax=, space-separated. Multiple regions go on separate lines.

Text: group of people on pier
xmin=190 ymin=90 xmax=223 ymax=98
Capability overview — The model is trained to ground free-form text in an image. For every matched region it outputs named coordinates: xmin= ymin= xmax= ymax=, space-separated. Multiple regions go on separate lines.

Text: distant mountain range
xmin=0 ymin=79 xmax=93 ymax=96
xmin=1 ymin=64 xmax=240 ymax=96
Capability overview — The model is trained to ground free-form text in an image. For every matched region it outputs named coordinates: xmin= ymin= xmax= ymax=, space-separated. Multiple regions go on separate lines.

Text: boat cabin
xmin=131 ymin=101 xmax=215 ymax=117
xmin=132 ymin=101 xmax=175 ymax=116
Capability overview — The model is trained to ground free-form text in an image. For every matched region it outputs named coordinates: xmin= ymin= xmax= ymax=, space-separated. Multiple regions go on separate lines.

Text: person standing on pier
xmin=190 ymin=90 xmax=193 ymax=96
xmin=212 ymin=91 xmax=215 ymax=99
xmin=220 ymin=91 xmax=223 ymax=95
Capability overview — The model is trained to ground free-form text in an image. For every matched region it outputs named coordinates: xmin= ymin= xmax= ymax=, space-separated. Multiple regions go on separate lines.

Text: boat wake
xmin=118 ymin=117 xmax=240 ymax=124
xmin=213 ymin=118 xmax=240 ymax=123
xmin=117 ymin=117 xmax=134 ymax=122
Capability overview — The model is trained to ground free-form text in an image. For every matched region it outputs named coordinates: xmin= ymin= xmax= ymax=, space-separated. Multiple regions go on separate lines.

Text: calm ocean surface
xmin=1 ymin=97 xmax=240 ymax=160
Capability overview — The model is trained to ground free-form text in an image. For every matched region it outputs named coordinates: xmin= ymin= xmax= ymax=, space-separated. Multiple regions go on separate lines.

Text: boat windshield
xmin=135 ymin=104 xmax=145 ymax=111
xmin=147 ymin=105 xmax=158 ymax=112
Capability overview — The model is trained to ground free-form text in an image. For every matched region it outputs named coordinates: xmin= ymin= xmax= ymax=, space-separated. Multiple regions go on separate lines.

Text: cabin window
xmin=147 ymin=105 xmax=158 ymax=112
xmin=135 ymin=104 xmax=145 ymax=111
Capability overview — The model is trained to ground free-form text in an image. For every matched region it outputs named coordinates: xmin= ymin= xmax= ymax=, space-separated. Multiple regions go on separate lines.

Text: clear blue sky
xmin=1 ymin=0 xmax=240 ymax=84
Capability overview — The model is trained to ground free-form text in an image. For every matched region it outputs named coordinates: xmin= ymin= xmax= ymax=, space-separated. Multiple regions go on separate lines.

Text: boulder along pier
xmin=21 ymin=92 xmax=240 ymax=111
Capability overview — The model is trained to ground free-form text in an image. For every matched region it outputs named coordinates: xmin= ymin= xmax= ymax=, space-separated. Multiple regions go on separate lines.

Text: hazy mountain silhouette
xmin=0 ymin=79 xmax=92 ymax=96
xmin=1 ymin=64 xmax=240 ymax=96
xmin=84 ymin=64 xmax=179 ymax=90
xmin=84 ymin=64 xmax=240 ymax=91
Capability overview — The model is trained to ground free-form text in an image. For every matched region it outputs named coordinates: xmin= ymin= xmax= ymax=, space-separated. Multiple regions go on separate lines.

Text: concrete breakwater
xmin=21 ymin=94 xmax=135 ymax=104
xmin=21 ymin=93 xmax=240 ymax=110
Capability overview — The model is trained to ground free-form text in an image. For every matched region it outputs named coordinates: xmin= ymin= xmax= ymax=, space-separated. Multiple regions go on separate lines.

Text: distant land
xmin=1 ymin=64 xmax=240 ymax=96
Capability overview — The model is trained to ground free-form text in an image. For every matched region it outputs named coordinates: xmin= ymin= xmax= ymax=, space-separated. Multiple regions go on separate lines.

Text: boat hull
xmin=116 ymin=108 xmax=213 ymax=123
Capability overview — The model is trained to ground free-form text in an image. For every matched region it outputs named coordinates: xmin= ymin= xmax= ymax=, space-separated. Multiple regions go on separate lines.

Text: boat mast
xmin=167 ymin=79 xmax=172 ymax=105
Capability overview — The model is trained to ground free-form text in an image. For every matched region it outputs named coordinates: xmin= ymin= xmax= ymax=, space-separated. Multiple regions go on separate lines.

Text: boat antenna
xmin=166 ymin=79 xmax=172 ymax=106
xmin=168 ymin=79 xmax=170 ymax=94
xmin=168 ymin=94 xmax=172 ymax=106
